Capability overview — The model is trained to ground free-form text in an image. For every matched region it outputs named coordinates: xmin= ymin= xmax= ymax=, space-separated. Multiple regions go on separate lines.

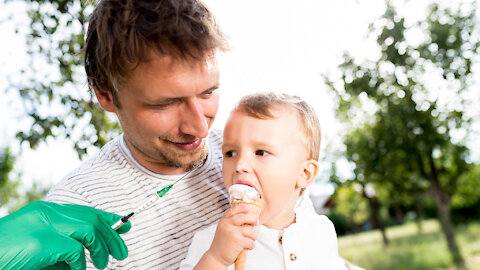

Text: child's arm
xmin=194 ymin=204 xmax=259 ymax=270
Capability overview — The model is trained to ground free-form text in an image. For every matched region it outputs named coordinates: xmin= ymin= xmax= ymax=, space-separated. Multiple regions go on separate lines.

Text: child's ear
xmin=297 ymin=159 xmax=319 ymax=189
xmin=94 ymin=87 xmax=117 ymax=113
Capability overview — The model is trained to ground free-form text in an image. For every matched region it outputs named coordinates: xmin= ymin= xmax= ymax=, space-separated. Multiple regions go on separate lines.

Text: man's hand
xmin=0 ymin=201 xmax=131 ymax=270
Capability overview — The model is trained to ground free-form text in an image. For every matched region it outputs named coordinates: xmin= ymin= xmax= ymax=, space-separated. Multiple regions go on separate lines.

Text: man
xmin=44 ymin=0 xmax=231 ymax=268
xmin=1 ymin=0 xmax=230 ymax=269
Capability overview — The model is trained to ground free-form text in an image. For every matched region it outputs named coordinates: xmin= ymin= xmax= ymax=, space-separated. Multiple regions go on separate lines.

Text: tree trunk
xmin=391 ymin=201 xmax=404 ymax=225
xmin=378 ymin=219 xmax=389 ymax=247
xmin=366 ymin=195 xmax=389 ymax=246
xmin=414 ymin=194 xmax=424 ymax=233
xmin=348 ymin=210 xmax=357 ymax=233
xmin=430 ymin=177 xmax=464 ymax=264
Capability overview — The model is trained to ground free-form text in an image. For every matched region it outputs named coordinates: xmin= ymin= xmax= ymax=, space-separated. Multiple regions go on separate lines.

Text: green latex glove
xmin=0 ymin=201 xmax=131 ymax=270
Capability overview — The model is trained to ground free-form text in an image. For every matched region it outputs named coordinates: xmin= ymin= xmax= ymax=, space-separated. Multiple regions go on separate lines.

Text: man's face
xmin=106 ymin=55 xmax=220 ymax=174
xmin=222 ymin=108 xmax=309 ymax=229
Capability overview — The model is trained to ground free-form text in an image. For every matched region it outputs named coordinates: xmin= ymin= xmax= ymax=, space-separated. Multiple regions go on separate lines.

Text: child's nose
xmin=235 ymin=164 xmax=248 ymax=173
xmin=235 ymin=156 xmax=251 ymax=173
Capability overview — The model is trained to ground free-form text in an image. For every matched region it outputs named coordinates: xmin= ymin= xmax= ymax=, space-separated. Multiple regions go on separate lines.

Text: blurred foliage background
xmin=0 ymin=0 xmax=479 ymax=269
xmin=323 ymin=1 xmax=480 ymax=268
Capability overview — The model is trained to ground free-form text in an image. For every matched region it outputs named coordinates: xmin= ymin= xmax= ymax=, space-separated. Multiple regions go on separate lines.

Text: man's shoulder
xmin=67 ymin=138 xmax=124 ymax=177
xmin=47 ymin=137 xmax=128 ymax=193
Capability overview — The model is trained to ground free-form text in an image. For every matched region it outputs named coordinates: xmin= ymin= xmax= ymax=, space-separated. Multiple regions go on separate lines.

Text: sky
xmin=2 ymin=0 xmax=473 ymax=198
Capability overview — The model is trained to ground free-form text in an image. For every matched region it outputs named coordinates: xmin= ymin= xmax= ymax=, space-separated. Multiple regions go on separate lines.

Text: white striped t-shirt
xmin=45 ymin=129 xmax=229 ymax=269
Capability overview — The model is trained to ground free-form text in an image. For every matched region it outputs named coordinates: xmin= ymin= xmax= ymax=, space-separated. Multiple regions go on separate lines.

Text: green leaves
xmin=9 ymin=0 xmax=119 ymax=158
xmin=0 ymin=147 xmax=20 ymax=208
xmin=325 ymin=1 xmax=479 ymax=262
xmin=326 ymin=1 xmax=479 ymax=192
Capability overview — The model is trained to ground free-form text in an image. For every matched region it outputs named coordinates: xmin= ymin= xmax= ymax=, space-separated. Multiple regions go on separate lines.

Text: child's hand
xmin=203 ymin=203 xmax=259 ymax=267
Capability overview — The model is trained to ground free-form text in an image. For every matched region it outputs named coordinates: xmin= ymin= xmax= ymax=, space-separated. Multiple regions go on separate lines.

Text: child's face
xmin=222 ymin=108 xmax=314 ymax=229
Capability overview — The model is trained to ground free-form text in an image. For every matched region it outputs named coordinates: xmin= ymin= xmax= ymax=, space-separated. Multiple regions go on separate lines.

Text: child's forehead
xmin=226 ymin=107 xmax=304 ymax=135
xmin=231 ymin=105 xmax=297 ymax=120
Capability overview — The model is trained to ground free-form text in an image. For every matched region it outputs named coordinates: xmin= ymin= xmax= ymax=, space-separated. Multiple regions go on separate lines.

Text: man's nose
xmin=180 ymin=98 xmax=209 ymax=138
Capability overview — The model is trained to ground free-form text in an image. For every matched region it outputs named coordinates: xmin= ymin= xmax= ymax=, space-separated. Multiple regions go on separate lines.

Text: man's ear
xmin=297 ymin=160 xmax=319 ymax=189
xmin=94 ymin=87 xmax=116 ymax=113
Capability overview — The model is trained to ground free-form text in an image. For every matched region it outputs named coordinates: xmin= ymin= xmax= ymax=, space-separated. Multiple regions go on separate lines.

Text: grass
xmin=338 ymin=219 xmax=480 ymax=270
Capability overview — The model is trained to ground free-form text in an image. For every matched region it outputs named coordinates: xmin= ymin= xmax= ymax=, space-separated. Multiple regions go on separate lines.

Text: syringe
xmin=111 ymin=165 xmax=198 ymax=230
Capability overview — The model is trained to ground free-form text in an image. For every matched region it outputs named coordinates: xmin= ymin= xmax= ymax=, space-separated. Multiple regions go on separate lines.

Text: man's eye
xmin=152 ymin=98 xmax=181 ymax=108
xmin=150 ymin=102 xmax=173 ymax=109
xmin=224 ymin=151 xmax=237 ymax=158
xmin=201 ymin=87 xmax=218 ymax=98
xmin=255 ymin=150 xmax=269 ymax=156
xmin=154 ymin=103 xmax=171 ymax=109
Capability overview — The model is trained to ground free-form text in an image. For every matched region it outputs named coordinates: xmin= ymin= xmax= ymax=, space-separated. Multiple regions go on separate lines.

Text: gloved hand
xmin=0 ymin=201 xmax=131 ymax=270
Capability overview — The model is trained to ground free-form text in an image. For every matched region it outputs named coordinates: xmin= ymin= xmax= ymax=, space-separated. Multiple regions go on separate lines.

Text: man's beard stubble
xmin=163 ymin=139 xmax=209 ymax=169
xmin=124 ymin=125 xmax=210 ymax=170
xmin=145 ymin=135 xmax=209 ymax=169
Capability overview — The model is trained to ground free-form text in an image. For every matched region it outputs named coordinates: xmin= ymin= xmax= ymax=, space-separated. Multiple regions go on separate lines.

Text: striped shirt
xmin=45 ymin=129 xmax=229 ymax=269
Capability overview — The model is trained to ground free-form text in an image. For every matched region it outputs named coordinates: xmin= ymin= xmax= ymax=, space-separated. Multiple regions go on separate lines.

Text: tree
xmin=324 ymin=1 xmax=479 ymax=264
xmin=329 ymin=183 xmax=369 ymax=234
xmin=7 ymin=0 xmax=119 ymax=158
xmin=0 ymin=147 xmax=20 ymax=210
xmin=8 ymin=182 xmax=50 ymax=214
xmin=0 ymin=146 xmax=50 ymax=215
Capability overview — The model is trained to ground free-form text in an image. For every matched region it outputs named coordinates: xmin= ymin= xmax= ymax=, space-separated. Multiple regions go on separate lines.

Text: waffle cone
xmin=234 ymin=249 xmax=248 ymax=270
xmin=231 ymin=198 xmax=263 ymax=270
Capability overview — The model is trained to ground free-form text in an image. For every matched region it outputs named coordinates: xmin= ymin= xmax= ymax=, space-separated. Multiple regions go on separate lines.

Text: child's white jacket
xmin=180 ymin=208 xmax=348 ymax=270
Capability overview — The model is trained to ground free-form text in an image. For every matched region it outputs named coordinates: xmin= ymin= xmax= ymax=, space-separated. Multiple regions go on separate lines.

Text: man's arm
xmin=0 ymin=201 xmax=131 ymax=270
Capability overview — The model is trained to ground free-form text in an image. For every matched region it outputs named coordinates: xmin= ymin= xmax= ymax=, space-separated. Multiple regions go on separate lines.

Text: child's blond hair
xmin=233 ymin=92 xmax=321 ymax=161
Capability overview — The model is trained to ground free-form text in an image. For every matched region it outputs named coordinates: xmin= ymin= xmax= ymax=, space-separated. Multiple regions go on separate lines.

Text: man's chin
xmin=165 ymin=153 xmax=206 ymax=169
xmin=164 ymin=145 xmax=208 ymax=169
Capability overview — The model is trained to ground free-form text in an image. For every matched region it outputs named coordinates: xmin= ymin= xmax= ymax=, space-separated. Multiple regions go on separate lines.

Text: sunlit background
xmin=1 ymin=0 xmax=480 ymax=268
xmin=0 ymin=0 xmax=408 ymax=194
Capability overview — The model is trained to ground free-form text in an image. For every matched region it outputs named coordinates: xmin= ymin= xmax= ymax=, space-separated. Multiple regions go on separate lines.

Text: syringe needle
xmin=110 ymin=164 xmax=199 ymax=231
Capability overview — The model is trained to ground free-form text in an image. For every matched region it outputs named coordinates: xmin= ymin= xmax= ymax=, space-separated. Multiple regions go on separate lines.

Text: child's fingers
xmin=240 ymin=224 xmax=257 ymax=242
xmin=225 ymin=204 xmax=251 ymax=217
xmin=233 ymin=227 xmax=256 ymax=250
xmin=242 ymin=237 xmax=256 ymax=250
xmin=230 ymin=213 xmax=259 ymax=226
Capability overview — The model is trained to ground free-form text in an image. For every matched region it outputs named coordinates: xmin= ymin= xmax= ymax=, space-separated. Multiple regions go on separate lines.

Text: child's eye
xmin=224 ymin=150 xmax=237 ymax=158
xmin=255 ymin=150 xmax=269 ymax=156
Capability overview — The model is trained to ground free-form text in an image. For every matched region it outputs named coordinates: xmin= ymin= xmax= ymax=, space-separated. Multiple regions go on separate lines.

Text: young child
xmin=180 ymin=92 xmax=347 ymax=269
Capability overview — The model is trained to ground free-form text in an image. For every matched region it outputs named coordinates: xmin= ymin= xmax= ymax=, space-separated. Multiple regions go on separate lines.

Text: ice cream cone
xmin=228 ymin=184 xmax=264 ymax=270
xmin=234 ymin=249 xmax=248 ymax=270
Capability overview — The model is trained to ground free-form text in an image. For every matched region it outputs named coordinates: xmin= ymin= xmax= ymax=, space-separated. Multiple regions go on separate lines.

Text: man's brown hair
xmin=84 ymin=0 xmax=228 ymax=105
xmin=233 ymin=92 xmax=322 ymax=161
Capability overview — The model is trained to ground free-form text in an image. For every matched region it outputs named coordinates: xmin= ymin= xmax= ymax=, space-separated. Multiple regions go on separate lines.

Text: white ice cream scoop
xmin=228 ymin=184 xmax=260 ymax=204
